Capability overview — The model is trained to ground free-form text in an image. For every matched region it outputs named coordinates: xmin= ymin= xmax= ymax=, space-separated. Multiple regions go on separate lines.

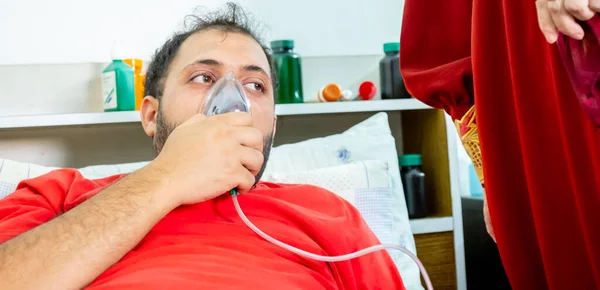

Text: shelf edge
xmin=409 ymin=217 xmax=454 ymax=235
xmin=0 ymin=99 xmax=433 ymax=129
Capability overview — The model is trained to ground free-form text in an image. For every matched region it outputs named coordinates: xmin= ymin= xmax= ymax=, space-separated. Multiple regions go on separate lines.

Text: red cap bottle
xmin=358 ymin=81 xmax=377 ymax=100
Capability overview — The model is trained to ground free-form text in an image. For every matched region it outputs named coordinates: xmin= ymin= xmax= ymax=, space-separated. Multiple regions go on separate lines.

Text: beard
xmin=152 ymin=108 xmax=273 ymax=184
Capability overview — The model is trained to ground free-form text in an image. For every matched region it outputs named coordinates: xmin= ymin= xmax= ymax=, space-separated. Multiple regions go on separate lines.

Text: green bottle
xmin=102 ymin=46 xmax=135 ymax=111
xmin=271 ymin=40 xmax=303 ymax=104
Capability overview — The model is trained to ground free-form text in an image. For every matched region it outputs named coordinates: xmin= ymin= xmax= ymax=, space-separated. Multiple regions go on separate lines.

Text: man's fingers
xmin=234 ymin=126 xmax=264 ymax=152
xmin=537 ymin=0 xmax=560 ymax=43
xmin=214 ymin=111 xmax=253 ymax=127
xmin=185 ymin=113 xmax=208 ymax=124
xmin=564 ymin=0 xmax=596 ymax=20
xmin=239 ymin=146 xmax=264 ymax=176
xmin=235 ymin=168 xmax=257 ymax=194
xmin=548 ymin=0 xmax=585 ymax=39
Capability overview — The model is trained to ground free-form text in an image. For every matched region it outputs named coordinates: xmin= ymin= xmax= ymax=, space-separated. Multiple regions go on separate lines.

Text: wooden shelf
xmin=402 ymin=110 xmax=454 ymax=217
xmin=409 ymin=217 xmax=454 ymax=235
xmin=0 ymin=99 xmax=431 ymax=129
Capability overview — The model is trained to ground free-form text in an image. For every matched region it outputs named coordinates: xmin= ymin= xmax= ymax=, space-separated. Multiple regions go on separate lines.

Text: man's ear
xmin=140 ymin=96 xmax=159 ymax=137
xmin=272 ymin=115 xmax=277 ymax=135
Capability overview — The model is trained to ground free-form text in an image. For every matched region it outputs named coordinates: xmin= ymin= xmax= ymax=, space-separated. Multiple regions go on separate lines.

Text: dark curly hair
xmin=144 ymin=2 xmax=278 ymax=101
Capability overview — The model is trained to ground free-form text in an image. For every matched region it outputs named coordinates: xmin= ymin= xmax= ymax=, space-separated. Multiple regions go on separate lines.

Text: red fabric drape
xmin=401 ymin=1 xmax=600 ymax=289
xmin=556 ymin=15 xmax=600 ymax=126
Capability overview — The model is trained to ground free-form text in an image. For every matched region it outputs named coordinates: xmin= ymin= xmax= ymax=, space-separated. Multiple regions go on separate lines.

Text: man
xmin=401 ymin=0 xmax=600 ymax=289
xmin=0 ymin=4 xmax=403 ymax=289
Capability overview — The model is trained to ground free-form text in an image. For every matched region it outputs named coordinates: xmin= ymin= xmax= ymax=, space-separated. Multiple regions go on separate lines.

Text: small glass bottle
xmin=399 ymin=154 xmax=427 ymax=218
xmin=271 ymin=40 xmax=303 ymax=104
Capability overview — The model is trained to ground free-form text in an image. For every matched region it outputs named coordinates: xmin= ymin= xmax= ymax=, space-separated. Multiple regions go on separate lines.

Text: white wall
xmin=0 ymin=0 xmax=403 ymax=65
xmin=250 ymin=0 xmax=403 ymax=57
xmin=0 ymin=55 xmax=382 ymax=116
xmin=0 ymin=0 xmax=248 ymax=64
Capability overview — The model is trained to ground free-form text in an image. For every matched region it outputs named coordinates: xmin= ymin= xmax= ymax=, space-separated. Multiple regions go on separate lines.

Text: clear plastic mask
xmin=200 ymin=71 xmax=252 ymax=116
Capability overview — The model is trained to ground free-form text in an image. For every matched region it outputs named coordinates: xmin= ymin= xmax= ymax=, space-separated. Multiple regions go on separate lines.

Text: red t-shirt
xmin=0 ymin=169 xmax=404 ymax=289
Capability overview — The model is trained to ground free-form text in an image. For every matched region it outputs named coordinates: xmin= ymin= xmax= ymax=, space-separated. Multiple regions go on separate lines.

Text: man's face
xmin=141 ymin=29 xmax=276 ymax=181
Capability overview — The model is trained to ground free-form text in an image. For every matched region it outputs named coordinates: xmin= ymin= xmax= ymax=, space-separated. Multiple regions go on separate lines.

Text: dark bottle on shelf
xmin=399 ymin=154 xmax=427 ymax=218
xmin=379 ymin=42 xmax=411 ymax=99
xmin=271 ymin=40 xmax=303 ymax=104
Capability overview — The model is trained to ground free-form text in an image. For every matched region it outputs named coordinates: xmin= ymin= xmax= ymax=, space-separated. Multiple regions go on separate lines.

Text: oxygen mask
xmin=200 ymin=71 xmax=251 ymax=116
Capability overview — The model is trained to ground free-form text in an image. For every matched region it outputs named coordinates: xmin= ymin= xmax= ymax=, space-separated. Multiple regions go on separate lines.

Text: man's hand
xmin=536 ymin=0 xmax=600 ymax=43
xmin=151 ymin=112 xmax=264 ymax=206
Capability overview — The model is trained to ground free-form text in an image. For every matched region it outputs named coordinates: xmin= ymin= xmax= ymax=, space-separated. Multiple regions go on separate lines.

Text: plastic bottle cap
xmin=123 ymin=58 xmax=143 ymax=69
xmin=358 ymin=81 xmax=377 ymax=100
xmin=399 ymin=154 xmax=422 ymax=166
xmin=271 ymin=40 xmax=295 ymax=50
xmin=110 ymin=41 xmax=127 ymax=60
xmin=383 ymin=42 xmax=400 ymax=53
xmin=320 ymin=84 xmax=342 ymax=102
xmin=341 ymin=89 xmax=353 ymax=101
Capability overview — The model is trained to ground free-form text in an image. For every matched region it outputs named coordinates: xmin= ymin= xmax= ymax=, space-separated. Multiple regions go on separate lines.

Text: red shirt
xmin=0 ymin=169 xmax=404 ymax=290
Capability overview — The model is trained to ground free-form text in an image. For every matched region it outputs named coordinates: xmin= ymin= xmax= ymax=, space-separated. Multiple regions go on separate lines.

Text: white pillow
xmin=263 ymin=160 xmax=391 ymax=204
xmin=264 ymin=113 xmax=409 ymax=217
xmin=263 ymin=112 xmax=420 ymax=290
xmin=262 ymin=160 xmax=422 ymax=290
xmin=0 ymin=159 xmax=148 ymax=199
xmin=78 ymin=161 xmax=149 ymax=179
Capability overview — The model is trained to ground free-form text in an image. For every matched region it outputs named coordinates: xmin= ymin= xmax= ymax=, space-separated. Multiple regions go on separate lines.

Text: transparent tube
xmin=231 ymin=194 xmax=434 ymax=290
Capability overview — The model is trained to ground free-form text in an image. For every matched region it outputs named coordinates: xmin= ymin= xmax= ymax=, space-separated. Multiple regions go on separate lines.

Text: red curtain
xmin=401 ymin=1 xmax=600 ymax=289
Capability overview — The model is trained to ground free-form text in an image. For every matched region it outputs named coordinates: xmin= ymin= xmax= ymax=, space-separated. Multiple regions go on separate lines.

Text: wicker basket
xmin=455 ymin=106 xmax=485 ymax=186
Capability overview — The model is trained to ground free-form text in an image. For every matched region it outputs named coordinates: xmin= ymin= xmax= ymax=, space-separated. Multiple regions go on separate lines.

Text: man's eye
xmin=191 ymin=74 xmax=214 ymax=84
xmin=244 ymin=82 xmax=264 ymax=92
